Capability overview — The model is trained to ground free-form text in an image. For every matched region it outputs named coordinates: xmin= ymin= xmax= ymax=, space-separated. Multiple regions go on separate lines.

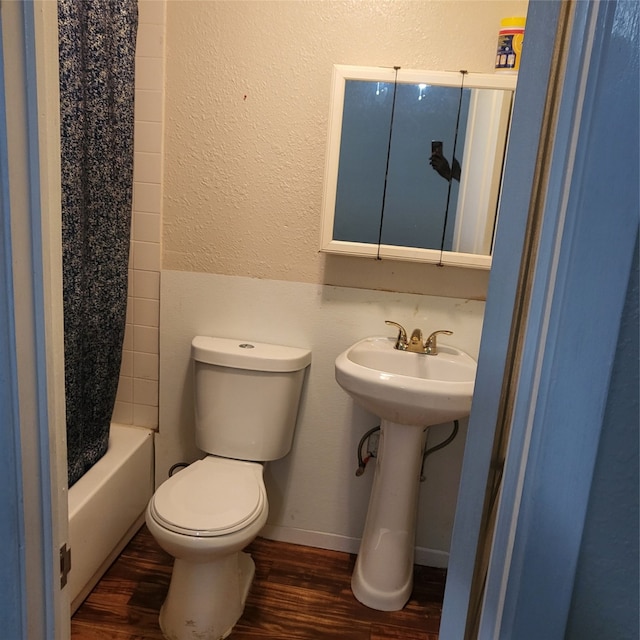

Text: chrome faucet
xmin=385 ymin=320 xmax=452 ymax=355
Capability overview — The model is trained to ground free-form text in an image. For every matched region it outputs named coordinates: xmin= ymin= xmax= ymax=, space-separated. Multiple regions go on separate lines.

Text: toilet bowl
xmin=146 ymin=457 xmax=269 ymax=640
xmin=146 ymin=336 xmax=311 ymax=640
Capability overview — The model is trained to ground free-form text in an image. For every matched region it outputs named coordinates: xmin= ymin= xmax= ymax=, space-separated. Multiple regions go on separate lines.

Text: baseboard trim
xmin=260 ymin=524 xmax=449 ymax=568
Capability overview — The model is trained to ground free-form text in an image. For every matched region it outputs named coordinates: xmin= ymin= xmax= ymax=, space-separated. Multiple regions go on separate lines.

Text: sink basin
xmin=335 ymin=335 xmax=478 ymax=611
xmin=335 ymin=336 xmax=477 ymax=427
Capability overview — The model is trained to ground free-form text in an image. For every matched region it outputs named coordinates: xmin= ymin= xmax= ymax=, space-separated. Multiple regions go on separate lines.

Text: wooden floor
xmin=71 ymin=525 xmax=446 ymax=639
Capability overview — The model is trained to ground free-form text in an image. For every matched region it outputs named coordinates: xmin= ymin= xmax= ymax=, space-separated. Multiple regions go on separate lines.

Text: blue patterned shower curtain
xmin=58 ymin=0 xmax=138 ymax=487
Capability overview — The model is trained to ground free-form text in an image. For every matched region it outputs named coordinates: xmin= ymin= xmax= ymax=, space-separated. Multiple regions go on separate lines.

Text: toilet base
xmin=159 ymin=551 xmax=255 ymax=640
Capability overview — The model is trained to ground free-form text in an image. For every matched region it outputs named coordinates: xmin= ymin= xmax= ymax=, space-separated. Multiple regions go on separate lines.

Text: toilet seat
xmin=150 ymin=457 xmax=265 ymax=537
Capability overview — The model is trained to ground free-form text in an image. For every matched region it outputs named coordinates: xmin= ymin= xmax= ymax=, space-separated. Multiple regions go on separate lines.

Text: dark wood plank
xmin=370 ymin=625 xmax=440 ymax=640
xmin=71 ymin=525 xmax=445 ymax=639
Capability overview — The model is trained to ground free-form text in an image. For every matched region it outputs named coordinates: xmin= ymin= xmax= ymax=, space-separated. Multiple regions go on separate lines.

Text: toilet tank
xmin=191 ymin=336 xmax=311 ymax=461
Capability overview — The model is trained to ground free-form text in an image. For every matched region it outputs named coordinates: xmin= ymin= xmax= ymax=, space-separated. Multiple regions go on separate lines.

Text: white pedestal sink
xmin=335 ymin=336 xmax=477 ymax=611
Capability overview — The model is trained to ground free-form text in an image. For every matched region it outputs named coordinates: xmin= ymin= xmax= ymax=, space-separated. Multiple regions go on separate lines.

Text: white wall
xmin=158 ymin=270 xmax=485 ymax=565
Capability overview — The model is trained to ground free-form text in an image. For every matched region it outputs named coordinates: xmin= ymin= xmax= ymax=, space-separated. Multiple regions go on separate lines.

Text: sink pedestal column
xmin=351 ymin=419 xmax=426 ymax=611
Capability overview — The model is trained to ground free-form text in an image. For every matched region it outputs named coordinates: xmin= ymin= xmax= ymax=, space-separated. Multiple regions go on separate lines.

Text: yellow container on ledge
xmin=495 ymin=17 xmax=526 ymax=72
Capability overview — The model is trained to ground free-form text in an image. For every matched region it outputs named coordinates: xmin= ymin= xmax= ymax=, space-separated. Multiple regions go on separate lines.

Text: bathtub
xmin=68 ymin=423 xmax=154 ymax=613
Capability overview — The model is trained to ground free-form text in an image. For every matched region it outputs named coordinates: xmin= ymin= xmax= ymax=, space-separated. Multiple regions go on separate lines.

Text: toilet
xmin=146 ymin=336 xmax=311 ymax=640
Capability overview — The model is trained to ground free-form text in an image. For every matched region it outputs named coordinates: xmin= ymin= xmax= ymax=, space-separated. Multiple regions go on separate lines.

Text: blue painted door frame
xmin=0 ymin=2 xmax=58 ymax=638
xmin=0 ymin=12 xmax=27 ymax=638
xmin=483 ymin=1 xmax=638 ymax=636
xmin=440 ymin=1 xmax=565 ymax=634
xmin=441 ymin=1 xmax=639 ymax=637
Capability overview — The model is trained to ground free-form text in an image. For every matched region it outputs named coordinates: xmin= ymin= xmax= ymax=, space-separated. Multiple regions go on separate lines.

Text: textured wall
xmin=162 ymin=1 xmax=528 ymax=294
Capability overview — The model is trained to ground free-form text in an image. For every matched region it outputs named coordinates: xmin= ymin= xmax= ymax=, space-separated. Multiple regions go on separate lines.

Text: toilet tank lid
xmin=192 ymin=336 xmax=311 ymax=372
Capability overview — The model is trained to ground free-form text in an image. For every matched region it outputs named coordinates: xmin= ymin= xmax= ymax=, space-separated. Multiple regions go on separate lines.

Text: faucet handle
xmin=385 ymin=320 xmax=408 ymax=350
xmin=424 ymin=330 xmax=453 ymax=355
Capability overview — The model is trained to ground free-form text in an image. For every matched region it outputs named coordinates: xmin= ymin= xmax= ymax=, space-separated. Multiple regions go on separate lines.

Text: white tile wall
xmin=112 ymin=1 xmax=165 ymax=429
